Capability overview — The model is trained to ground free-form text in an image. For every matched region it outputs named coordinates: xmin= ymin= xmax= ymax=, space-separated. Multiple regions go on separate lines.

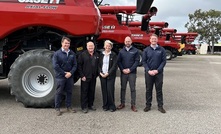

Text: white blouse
xmin=102 ymin=51 xmax=111 ymax=74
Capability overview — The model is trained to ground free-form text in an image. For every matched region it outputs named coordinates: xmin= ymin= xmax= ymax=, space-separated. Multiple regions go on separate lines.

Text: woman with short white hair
xmin=98 ymin=40 xmax=118 ymax=112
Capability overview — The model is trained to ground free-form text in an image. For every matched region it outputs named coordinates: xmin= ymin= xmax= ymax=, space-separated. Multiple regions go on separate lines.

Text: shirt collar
xmin=102 ymin=51 xmax=111 ymax=55
xmin=150 ymin=44 xmax=159 ymax=50
xmin=125 ymin=46 xmax=132 ymax=51
xmin=61 ymin=48 xmax=70 ymax=53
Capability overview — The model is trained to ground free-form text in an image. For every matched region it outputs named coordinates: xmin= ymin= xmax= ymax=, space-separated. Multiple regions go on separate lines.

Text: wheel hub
xmin=22 ymin=66 xmax=54 ymax=98
xmin=37 ymin=74 xmax=48 ymax=85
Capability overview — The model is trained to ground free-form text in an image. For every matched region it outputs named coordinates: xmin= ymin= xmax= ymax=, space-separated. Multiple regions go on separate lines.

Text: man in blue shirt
xmin=142 ymin=34 xmax=167 ymax=113
xmin=52 ymin=36 xmax=77 ymax=116
xmin=117 ymin=36 xmax=140 ymax=112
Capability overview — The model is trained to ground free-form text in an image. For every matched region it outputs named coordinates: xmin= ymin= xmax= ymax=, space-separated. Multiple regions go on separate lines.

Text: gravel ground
xmin=0 ymin=55 xmax=221 ymax=134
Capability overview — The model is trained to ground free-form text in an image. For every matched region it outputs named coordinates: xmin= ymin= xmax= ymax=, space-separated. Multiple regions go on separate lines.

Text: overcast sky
xmin=103 ymin=0 xmax=221 ymax=33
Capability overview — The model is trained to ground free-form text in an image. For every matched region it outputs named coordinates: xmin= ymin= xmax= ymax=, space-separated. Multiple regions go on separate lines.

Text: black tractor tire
xmin=178 ymin=52 xmax=183 ymax=56
xmin=8 ymin=49 xmax=56 ymax=108
xmin=187 ymin=50 xmax=192 ymax=55
xmin=172 ymin=54 xmax=177 ymax=58
xmin=165 ymin=50 xmax=172 ymax=60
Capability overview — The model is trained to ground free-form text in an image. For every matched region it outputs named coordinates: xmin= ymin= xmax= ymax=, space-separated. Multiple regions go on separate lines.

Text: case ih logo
xmin=18 ymin=0 xmax=60 ymax=4
xmin=131 ymin=34 xmax=143 ymax=37
xmin=103 ymin=25 xmax=115 ymax=30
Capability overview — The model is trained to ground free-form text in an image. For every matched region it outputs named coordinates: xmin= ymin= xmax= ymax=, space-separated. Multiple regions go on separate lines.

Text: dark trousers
xmin=81 ymin=77 xmax=96 ymax=109
xmin=120 ymin=73 xmax=136 ymax=105
xmin=55 ymin=78 xmax=73 ymax=109
xmin=100 ymin=77 xmax=116 ymax=110
xmin=145 ymin=72 xmax=164 ymax=107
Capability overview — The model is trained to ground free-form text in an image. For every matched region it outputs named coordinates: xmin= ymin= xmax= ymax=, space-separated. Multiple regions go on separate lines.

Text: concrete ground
xmin=0 ymin=55 xmax=221 ymax=134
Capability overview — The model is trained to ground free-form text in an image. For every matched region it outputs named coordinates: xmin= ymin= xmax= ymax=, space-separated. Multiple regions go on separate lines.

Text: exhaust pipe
xmin=136 ymin=0 xmax=154 ymax=14
xmin=140 ymin=7 xmax=158 ymax=31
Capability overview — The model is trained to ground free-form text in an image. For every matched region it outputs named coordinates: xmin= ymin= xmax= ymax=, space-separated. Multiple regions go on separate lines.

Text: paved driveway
xmin=0 ymin=55 xmax=221 ymax=134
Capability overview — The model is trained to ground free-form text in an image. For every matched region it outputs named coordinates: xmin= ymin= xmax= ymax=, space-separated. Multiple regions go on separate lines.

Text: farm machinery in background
xmin=0 ymin=0 xmax=153 ymax=107
xmin=125 ymin=21 xmax=180 ymax=60
xmin=97 ymin=5 xmax=158 ymax=53
xmin=173 ymin=33 xmax=198 ymax=55
xmin=98 ymin=5 xmax=182 ymax=60
xmin=0 ymin=0 xmax=198 ymax=108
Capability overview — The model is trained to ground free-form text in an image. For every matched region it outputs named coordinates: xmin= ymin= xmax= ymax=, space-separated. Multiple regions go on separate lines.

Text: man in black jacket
xmin=142 ymin=34 xmax=167 ymax=113
xmin=53 ymin=36 xmax=77 ymax=116
xmin=78 ymin=41 xmax=99 ymax=113
xmin=117 ymin=36 xmax=140 ymax=112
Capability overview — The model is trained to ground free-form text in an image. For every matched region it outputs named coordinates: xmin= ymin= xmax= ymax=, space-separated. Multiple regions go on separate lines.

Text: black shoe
xmin=144 ymin=107 xmax=151 ymax=112
xmin=158 ymin=107 xmax=166 ymax=113
xmin=88 ymin=106 xmax=96 ymax=111
xmin=82 ymin=108 xmax=88 ymax=113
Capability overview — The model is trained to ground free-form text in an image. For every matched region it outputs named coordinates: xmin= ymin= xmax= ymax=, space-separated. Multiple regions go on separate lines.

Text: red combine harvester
xmin=97 ymin=6 xmax=135 ymax=53
xmin=98 ymin=4 xmax=157 ymax=66
xmin=126 ymin=21 xmax=180 ymax=60
xmin=0 ymin=0 xmax=102 ymax=107
xmin=0 ymin=0 xmax=151 ymax=107
xmin=173 ymin=33 xmax=198 ymax=55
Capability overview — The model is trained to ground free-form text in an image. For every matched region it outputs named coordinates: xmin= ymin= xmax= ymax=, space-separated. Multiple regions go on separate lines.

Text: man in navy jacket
xmin=117 ymin=36 xmax=140 ymax=112
xmin=52 ymin=36 xmax=77 ymax=116
xmin=142 ymin=34 xmax=167 ymax=113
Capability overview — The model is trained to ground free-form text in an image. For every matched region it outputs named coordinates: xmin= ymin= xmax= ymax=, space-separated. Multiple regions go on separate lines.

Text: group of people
xmin=52 ymin=34 xmax=166 ymax=116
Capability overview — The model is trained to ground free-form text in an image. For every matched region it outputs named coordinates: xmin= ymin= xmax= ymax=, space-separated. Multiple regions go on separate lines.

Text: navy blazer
xmin=52 ymin=49 xmax=77 ymax=79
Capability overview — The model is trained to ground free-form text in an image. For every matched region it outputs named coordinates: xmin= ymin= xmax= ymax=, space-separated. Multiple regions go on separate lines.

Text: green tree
xmin=185 ymin=9 xmax=221 ymax=54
